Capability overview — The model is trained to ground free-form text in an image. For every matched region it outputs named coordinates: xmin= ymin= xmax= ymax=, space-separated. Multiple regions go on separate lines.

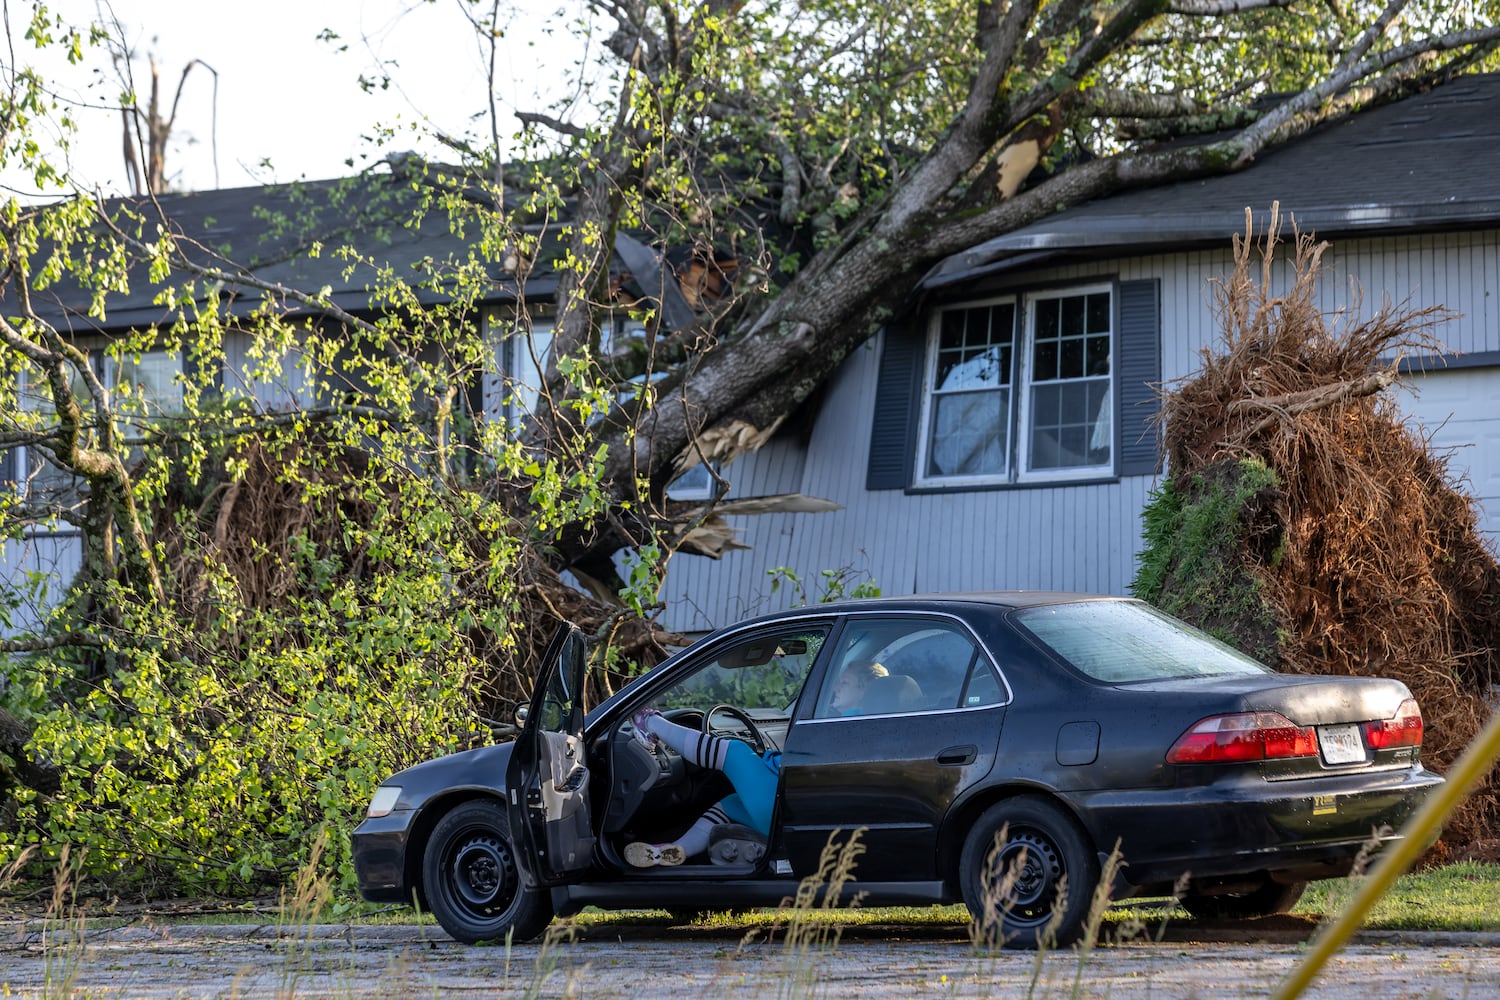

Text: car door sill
xmin=554 ymin=879 xmax=952 ymax=912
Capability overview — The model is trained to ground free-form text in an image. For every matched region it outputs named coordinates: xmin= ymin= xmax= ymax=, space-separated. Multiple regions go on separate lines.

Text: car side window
xmin=815 ymin=618 xmax=999 ymax=718
xmin=656 ymin=627 xmax=829 ymax=715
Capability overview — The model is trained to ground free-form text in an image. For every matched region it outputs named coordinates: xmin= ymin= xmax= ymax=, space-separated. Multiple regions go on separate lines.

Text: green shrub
xmin=1131 ymin=458 xmax=1286 ymax=663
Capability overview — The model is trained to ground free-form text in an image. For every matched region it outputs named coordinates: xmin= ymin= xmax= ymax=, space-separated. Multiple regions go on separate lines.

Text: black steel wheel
xmin=421 ymin=799 xmax=552 ymax=944
xmin=959 ymin=796 xmax=1099 ymax=950
xmin=1180 ymin=878 xmax=1307 ymax=920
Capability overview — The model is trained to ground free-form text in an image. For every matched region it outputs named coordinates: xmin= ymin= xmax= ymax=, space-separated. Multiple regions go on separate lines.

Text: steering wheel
xmin=704 ymin=704 xmax=768 ymax=755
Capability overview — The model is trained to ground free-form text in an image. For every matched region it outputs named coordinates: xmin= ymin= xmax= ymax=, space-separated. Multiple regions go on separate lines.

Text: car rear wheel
xmin=959 ymin=796 xmax=1099 ymax=950
xmin=422 ymin=799 xmax=553 ymax=944
xmin=1179 ymin=878 xmax=1306 ymax=920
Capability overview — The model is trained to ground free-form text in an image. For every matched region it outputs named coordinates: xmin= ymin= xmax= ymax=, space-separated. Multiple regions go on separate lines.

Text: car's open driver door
xmin=505 ymin=623 xmax=595 ymax=886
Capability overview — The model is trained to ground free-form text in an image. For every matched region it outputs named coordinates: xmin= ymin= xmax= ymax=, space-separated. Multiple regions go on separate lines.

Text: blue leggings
xmin=647 ymin=716 xmax=778 ymax=836
xmin=715 ymin=742 xmax=777 ymax=835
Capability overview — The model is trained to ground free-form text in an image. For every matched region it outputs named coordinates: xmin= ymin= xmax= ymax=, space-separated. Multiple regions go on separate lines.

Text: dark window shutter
xmin=0 ymin=447 xmax=15 ymax=486
xmin=866 ymin=323 xmax=924 ymax=491
xmin=1116 ymin=279 xmax=1162 ymax=477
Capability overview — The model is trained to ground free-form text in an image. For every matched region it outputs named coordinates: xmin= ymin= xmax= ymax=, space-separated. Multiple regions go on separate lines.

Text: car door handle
xmin=937 ymin=745 xmax=977 ymax=766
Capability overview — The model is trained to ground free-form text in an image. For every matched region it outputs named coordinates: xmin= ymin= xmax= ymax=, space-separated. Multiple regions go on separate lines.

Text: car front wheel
xmin=1179 ymin=878 xmax=1307 ymax=920
xmin=959 ymin=796 xmax=1099 ymax=950
xmin=422 ymin=798 xmax=553 ymax=944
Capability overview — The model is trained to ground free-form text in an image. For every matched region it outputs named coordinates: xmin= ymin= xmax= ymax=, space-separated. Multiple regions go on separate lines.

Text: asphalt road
xmin=3 ymin=919 xmax=1499 ymax=998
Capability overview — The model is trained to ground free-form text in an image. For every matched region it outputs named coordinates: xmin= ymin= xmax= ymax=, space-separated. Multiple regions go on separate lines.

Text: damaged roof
xmin=15 ymin=165 xmax=695 ymax=334
xmin=924 ymin=73 xmax=1500 ymax=290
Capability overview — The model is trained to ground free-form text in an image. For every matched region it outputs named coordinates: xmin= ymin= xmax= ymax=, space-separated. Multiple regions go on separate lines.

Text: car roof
xmin=723 ymin=590 xmax=1125 ymax=628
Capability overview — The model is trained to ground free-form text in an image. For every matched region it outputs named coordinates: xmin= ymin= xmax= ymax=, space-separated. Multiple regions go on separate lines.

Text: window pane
xmin=1086 ymin=293 xmax=1111 ymax=334
xmin=935 ymin=304 xmax=1013 ymax=393
xmin=1034 ymin=297 xmax=1059 ymax=339
xmin=658 ymin=629 xmax=828 ymax=716
xmin=1032 ymin=338 xmax=1058 ymax=381
xmin=1086 ymin=335 xmax=1110 ymax=376
xmin=115 ymin=353 xmax=184 ymax=414
xmin=1014 ymin=601 xmax=1270 ymax=683
xmin=937 ymin=345 xmax=1007 ymax=391
xmin=1028 ymin=379 xmax=1110 ymax=470
xmin=502 ymin=323 xmax=554 ymax=431
xmin=927 ymin=389 xmax=1008 ymax=477
xmin=939 ymin=310 xmax=966 ymax=351
xmin=816 ymin=619 xmax=983 ymax=718
xmin=1060 ymin=295 xmax=1085 ymax=335
xmin=1059 ymin=336 xmax=1084 ymax=379
xmin=962 ymin=660 xmax=1004 ymax=708
xmin=665 ymin=461 xmax=715 ymax=500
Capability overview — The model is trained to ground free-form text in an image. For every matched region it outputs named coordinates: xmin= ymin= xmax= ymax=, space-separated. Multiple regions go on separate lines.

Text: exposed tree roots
xmin=1148 ymin=207 xmax=1500 ymax=846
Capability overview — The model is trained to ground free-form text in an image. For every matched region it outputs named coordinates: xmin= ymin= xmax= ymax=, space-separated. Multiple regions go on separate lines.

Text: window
xmin=813 ymin=617 xmax=1004 ymax=718
xmin=11 ymin=349 xmax=184 ymax=501
xmin=656 ymin=627 xmax=829 ymax=716
xmin=664 ymin=461 xmax=717 ymax=501
xmin=920 ymin=300 xmax=1014 ymax=480
xmin=1013 ymin=600 xmax=1271 ymax=684
xmin=483 ymin=318 xmax=555 ymax=434
xmin=915 ymin=285 xmax=1112 ymax=486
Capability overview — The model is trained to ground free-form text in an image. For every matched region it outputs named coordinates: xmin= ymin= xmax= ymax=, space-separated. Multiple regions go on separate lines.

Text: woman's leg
xmin=640 ymin=714 xmax=776 ymax=834
xmin=624 ymin=802 xmax=730 ymax=868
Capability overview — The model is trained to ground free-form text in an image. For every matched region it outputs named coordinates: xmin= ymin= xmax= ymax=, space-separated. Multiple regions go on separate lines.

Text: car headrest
xmin=859 ymin=674 xmax=923 ymax=714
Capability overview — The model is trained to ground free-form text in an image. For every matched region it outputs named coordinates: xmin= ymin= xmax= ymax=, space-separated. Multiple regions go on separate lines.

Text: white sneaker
xmin=625 ymin=842 xmax=685 ymax=868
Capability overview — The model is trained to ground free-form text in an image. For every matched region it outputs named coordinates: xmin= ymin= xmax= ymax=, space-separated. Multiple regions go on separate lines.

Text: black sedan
xmin=351 ymin=593 xmax=1442 ymax=948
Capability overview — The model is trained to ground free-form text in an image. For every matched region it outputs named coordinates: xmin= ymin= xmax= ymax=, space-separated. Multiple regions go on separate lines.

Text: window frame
xmin=912 ymin=294 xmax=1018 ymax=489
xmin=11 ymin=347 xmax=185 ymax=499
xmin=1016 ymin=282 xmax=1115 ymax=484
xmin=804 ymin=612 xmax=1012 ymax=722
xmin=912 ymin=282 xmax=1116 ymax=488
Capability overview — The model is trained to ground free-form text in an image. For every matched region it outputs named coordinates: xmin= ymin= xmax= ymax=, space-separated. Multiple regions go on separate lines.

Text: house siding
xmin=657 ymin=229 xmax=1500 ymax=633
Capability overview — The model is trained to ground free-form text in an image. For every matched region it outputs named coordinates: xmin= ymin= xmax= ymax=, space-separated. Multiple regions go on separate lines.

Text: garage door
xmin=1393 ymin=367 xmax=1500 ymax=545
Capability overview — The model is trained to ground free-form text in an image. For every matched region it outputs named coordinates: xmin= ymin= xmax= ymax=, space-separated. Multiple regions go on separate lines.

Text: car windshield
xmin=1012 ymin=601 xmax=1272 ymax=683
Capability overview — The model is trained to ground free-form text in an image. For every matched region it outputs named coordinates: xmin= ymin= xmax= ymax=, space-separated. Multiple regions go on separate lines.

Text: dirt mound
xmin=1137 ymin=207 xmax=1500 ymax=845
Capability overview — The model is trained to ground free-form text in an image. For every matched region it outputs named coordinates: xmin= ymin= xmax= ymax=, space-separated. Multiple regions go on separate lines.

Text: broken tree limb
xmin=1226 ymin=368 xmax=1397 ymax=442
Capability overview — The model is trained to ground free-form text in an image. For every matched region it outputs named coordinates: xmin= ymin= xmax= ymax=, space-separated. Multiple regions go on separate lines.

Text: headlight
xmin=367 ymin=785 xmax=403 ymax=818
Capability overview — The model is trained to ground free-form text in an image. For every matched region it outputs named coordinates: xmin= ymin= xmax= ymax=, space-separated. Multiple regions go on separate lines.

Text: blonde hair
xmin=841 ymin=659 xmax=889 ymax=687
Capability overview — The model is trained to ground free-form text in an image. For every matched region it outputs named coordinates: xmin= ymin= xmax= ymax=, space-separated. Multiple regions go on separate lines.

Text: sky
xmin=5 ymin=0 xmax=602 ymax=196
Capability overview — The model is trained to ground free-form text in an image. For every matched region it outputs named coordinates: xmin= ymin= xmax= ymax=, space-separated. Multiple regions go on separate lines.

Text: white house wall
xmin=658 ymin=229 xmax=1500 ymax=634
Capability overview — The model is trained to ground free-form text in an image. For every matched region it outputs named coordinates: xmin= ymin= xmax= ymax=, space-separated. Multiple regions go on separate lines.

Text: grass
xmin=1298 ymin=860 xmax=1500 ymax=932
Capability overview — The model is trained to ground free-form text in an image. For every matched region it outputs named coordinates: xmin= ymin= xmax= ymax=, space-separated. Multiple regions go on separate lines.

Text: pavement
xmin=3 ymin=918 xmax=1500 ymax=998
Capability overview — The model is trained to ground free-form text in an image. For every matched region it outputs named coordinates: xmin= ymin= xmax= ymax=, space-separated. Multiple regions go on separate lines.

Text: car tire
xmin=422 ymin=798 xmax=553 ymax=944
xmin=959 ymin=796 xmax=1099 ymax=950
xmin=1179 ymin=878 xmax=1307 ymax=920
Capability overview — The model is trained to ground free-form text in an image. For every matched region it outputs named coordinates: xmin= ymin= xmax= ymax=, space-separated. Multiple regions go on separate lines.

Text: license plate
xmin=1319 ymin=723 xmax=1366 ymax=765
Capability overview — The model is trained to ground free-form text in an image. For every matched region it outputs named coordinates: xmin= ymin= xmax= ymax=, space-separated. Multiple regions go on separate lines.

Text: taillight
xmin=1167 ymin=712 xmax=1319 ymax=764
xmin=1364 ymin=698 xmax=1423 ymax=750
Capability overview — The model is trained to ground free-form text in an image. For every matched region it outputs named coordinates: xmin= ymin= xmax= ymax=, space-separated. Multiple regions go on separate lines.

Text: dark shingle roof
xmin=12 ymin=167 xmax=707 ymax=335
xmin=924 ymin=74 xmax=1500 ymax=289
xmin=14 ymin=173 xmax=527 ymax=332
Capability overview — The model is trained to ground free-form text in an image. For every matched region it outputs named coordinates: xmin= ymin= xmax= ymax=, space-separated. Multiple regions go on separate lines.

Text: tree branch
xmin=1169 ymin=0 xmax=1295 ymax=14
xmin=515 ymin=110 xmax=589 ymax=139
xmin=0 ymin=632 xmax=106 ymax=653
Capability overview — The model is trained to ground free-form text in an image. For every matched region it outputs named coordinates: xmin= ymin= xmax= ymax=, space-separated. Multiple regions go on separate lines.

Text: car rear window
xmin=1012 ymin=601 xmax=1272 ymax=683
